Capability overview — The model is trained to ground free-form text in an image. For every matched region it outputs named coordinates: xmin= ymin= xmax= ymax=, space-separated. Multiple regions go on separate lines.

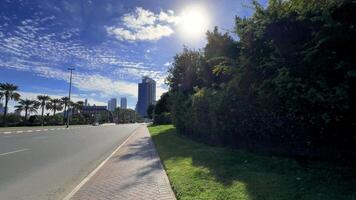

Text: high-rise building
xmin=84 ymin=99 xmax=88 ymax=106
xmin=0 ymin=103 xmax=4 ymax=114
xmin=136 ymin=76 xmax=156 ymax=117
xmin=107 ymin=98 xmax=117 ymax=112
xmin=120 ymin=97 xmax=127 ymax=109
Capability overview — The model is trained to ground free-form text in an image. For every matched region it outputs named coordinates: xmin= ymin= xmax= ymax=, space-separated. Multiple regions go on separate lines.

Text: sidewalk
xmin=69 ymin=125 xmax=176 ymax=200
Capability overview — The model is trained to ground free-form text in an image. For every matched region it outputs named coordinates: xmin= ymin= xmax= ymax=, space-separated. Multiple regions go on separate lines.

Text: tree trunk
xmin=41 ymin=104 xmax=45 ymax=126
xmin=3 ymin=94 xmax=9 ymax=120
xmin=53 ymin=102 xmax=57 ymax=116
xmin=63 ymin=103 xmax=67 ymax=125
xmin=25 ymin=109 xmax=28 ymax=125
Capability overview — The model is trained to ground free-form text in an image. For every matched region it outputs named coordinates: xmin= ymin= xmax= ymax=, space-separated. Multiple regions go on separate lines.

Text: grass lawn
xmin=149 ymin=125 xmax=356 ymax=200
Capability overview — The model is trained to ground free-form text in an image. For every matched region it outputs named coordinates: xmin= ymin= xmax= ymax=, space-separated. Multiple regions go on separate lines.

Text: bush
xmin=154 ymin=112 xmax=172 ymax=125
xmin=0 ymin=114 xmax=23 ymax=126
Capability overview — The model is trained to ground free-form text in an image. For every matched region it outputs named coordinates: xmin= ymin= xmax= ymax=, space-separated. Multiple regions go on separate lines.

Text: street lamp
xmin=66 ymin=68 xmax=75 ymax=128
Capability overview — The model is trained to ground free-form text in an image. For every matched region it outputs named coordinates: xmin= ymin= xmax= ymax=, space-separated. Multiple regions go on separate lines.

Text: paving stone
xmin=71 ymin=125 xmax=176 ymax=200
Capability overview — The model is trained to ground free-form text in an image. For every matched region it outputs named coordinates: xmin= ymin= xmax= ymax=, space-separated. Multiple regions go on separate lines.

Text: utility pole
xmin=66 ymin=68 xmax=74 ymax=128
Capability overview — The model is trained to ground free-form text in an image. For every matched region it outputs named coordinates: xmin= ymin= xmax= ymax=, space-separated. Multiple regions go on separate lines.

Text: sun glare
xmin=179 ymin=5 xmax=210 ymax=39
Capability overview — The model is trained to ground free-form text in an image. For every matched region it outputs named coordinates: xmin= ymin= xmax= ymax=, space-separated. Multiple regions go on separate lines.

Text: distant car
xmin=92 ymin=122 xmax=99 ymax=126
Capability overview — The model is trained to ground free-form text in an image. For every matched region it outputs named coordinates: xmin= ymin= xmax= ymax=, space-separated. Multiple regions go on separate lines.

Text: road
xmin=0 ymin=124 xmax=140 ymax=200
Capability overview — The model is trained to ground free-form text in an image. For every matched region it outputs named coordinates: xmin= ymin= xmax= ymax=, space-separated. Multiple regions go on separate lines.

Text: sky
xmin=0 ymin=0 xmax=267 ymax=112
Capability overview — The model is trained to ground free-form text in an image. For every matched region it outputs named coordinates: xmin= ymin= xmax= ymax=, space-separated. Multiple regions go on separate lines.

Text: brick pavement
xmin=70 ymin=125 xmax=176 ymax=200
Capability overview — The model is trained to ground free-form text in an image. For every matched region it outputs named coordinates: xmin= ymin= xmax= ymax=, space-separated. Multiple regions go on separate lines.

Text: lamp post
xmin=66 ymin=68 xmax=74 ymax=128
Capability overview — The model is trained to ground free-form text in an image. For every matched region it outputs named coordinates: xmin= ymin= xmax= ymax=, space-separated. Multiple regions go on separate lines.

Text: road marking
xmin=50 ymin=128 xmax=55 ymax=131
xmin=3 ymin=131 xmax=12 ymax=134
xmin=16 ymin=131 xmax=23 ymax=133
xmin=43 ymin=129 xmax=48 ymax=131
xmin=0 ymin=148 xmax=30 ymax=156
xmin=36 ymin=130 xmax=41 ymax=132
xmin=63 ymin=126 xmax=141 ymax=200
xmin=27 ymin=130 xmax=33 ymax=132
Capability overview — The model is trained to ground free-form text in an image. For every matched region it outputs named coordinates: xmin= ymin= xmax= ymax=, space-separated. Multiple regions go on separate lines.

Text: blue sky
xmin=0 ymin=0 xmax=266 ymax=111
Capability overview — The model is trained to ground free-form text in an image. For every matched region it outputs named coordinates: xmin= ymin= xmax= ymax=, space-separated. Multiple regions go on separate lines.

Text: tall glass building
xmin=107 ymin=98 xmax=117 ymax=112
xmin=136 ymin=76 xmax=156 ymax=117
xmin=120 ymin=97 xmax=127 ymax=109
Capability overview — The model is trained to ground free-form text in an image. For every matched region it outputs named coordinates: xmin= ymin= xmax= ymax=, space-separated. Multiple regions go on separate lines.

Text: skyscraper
xmin=107 ymin=98 xmax=117 ymax=112
xmin=84 ymin=99 xmax=88 ymax=106
xmin=120 ymin=97 xmax=127 ymax=109
xmin=136 ymin=76 xmax=156 ymax=117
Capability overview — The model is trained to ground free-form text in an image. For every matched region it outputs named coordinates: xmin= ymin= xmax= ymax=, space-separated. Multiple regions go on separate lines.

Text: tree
xmin=147 ymin=104 xmax=155 ymax=119
xmin=166 ymin=47 xmax=204 ymax=93
xmin=115 ymin=107 xmax=141 ymax=123
xmin=154 ymin=92 xmax=171 ymax=115
xmin=61 ymin=97 xmax=70 ymax=123
xmin=15 ymin=99 xmax=40 ymax=122
xmin=37 ymin=95 xmax=51 ymax=126
xmin=166 ymin=0 xmax=356 ymax=160
xmin=153 ymin=92 xmax=172 ymax=125
xmin=46 ymin=98 xmax=63 ymax=116
xmin=0 ymin=83 xmax=21 ymax=120
xmin=75 ymin=101 xmax=84 ymax=113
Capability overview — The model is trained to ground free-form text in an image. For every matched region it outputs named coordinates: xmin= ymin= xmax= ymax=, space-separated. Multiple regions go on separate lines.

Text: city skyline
xmin=107 ymin=96 xmax=129 ymax=111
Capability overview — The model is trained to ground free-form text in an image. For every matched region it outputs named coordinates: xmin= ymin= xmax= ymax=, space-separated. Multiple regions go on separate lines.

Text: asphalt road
xmin=0 ymin=124 xmax=140 ymax=200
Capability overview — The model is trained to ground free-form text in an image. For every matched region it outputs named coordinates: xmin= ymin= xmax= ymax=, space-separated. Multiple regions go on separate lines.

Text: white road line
xmin=3 ymin=131 xmax=12 ymax=134
xmin=43 ymin=129 xmax=48 ymax=131
xmin=27 ymin=130 xmax=33 ymax=132
xmin=36 ymin=130 xmax=41 ymax=132
xmin=50 ymin=129 xmax=55 ymax=131
xmin=16 ymin=131 xmax=23 ymax=133
xmin=0 ymin=148 xmax=30 ymax=156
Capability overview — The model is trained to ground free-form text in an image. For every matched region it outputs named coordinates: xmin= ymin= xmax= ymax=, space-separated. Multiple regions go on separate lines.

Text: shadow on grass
xmin=150 ymin=126 xmax=356 ymax=200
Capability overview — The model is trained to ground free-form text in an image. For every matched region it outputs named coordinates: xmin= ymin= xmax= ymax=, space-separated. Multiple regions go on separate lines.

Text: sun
xmin=178 ymin=5 xmax=210 ymax=39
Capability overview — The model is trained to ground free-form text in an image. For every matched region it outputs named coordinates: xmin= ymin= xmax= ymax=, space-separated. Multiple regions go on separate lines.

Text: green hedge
xmin=167 ymin=0 xmax=356 ymax=161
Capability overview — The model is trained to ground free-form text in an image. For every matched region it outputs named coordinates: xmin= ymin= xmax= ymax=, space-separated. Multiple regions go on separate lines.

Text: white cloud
xmin=122 ymin=7 xmax=156 ymax=29
xmin=73 ymin=74 xmax=137 ymax=97
xmin=163 ymin=62 xmax=172 ymax=67
xmin=158 ymin=10 xmax=179 ymax=23
xmin=32 ymin=66 xmax=138 ymax=98
xmin=106 ymin=7 xmax=180 ymax=41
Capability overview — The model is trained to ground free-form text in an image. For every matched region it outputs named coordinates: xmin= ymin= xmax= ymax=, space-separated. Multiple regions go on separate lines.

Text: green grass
xmin=149 ymin=125 xmax=356 ymax=200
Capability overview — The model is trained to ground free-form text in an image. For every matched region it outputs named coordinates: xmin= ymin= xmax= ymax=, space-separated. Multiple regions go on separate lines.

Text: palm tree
xmin=46 ymin=98 xmax=63 ymax=116
xmin=0 ymin=83 xmax=21 ymax=120
xmin=15 ymin=99 xmax=40 ymax=121
xmin=74 ymin=101 xmax=84 ymax=113
xmin=61 ymin=97 xmax=69 ymax=124
xmin=37 ymin=95 xmax=51 ymax=126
